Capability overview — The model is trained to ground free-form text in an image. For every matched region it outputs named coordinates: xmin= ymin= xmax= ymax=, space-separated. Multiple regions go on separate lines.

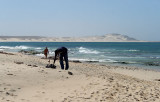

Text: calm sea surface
xmin=0 ymin=42 xmax=160 ymax=71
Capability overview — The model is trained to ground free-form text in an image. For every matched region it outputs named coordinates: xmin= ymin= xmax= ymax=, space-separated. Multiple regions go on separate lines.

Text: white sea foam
xmin=36 ymin=53 xmax=44 ymax=57
xmin=49 ymin=51 xmax=55 ymax=55
xmin=124 ymin=49 xmax=139 ymax=52
xmin=108 ymin=56 xmax=145 ymax=59
xmin=69 ymin=58 xmax=90 ymax=62
xmin=78 ymin=47 xmax=100 ymax=54
xmin=35 ymin=47 xmax=42 ymax=50
xmin=69 ymin=58 xmax=98 ymax=62
xmin=0 ymin=46 xmax=31 ymax=50
xmin=156 ymin=57 xmax=160 ymax=59
xmin=69 ymin=58 xmax=117 ymax=63
xmin=105 ymin=59 xmax=118 ymax=63
xmin=0 ymin=46 xmax=13 ymax=49
xmin=150 ymin=56 xmax=160 ymax=59
xmin=15 ymin=46 xmax=30 ymax=49
xmin=36 ymin=51 xmax=55 ymax=57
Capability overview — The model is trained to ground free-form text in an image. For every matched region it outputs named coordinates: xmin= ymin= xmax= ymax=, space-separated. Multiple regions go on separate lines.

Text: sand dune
xmin=0 ymin=34 xmax=143 ymax=42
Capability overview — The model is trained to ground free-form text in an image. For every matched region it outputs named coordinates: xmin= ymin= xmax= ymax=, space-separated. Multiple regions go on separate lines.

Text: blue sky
xmin=0 ymin=0 xmax=160 ymax=41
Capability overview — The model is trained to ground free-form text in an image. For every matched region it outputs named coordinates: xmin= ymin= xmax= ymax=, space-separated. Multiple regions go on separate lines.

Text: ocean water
xmin=0 ymin=42 xmax=160 ymax=71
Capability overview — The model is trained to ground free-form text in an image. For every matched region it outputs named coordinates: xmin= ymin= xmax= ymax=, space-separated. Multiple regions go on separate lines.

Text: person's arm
xmin=47 ymin=49 xmax=49 ymax=54
xmin=53 ymin=51 xmax=57 ymax=64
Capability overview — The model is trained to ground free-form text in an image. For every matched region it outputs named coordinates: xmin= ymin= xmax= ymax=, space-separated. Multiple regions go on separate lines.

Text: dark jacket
xmin=54 ymin=47 xmax=68 ymax=63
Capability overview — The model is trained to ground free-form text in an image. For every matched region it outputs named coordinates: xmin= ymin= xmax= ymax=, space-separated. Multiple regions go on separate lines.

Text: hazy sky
xmin=0 ymin=0 xmax=160 ymax=41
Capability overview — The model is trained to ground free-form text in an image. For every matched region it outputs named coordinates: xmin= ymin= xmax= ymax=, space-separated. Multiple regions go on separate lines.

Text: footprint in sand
xmin=1 ymin=97 xmax=5 ymax=100
xmin=9 ymin=89 xmax=16 ymax=92
xmin=6 ymin=84 xmax=11 ymax=86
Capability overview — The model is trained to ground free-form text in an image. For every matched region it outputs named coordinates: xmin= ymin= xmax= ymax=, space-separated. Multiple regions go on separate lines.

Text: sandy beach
xmin=0 ymin=52 xmax=160 ymax=102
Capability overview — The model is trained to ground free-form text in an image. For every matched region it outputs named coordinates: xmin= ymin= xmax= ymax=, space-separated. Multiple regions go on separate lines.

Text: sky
xmin=0 ymin=0 xmax=160 ymax=41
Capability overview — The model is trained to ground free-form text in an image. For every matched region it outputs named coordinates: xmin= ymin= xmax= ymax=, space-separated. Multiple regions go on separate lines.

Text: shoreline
xmin=70 ymin=60 xmax=160 ymax=81
xmin=69 ymin=59 xmax=160 ymax=72
xmin=1 ymin=50 xmax=160 ymax=73
xmin=0 ymin=52 xmax=160 ymax=102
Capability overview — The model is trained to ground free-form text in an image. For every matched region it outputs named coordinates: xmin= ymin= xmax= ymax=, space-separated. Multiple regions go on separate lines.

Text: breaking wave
xmin=69 ymin=58 xmax=117 ymax=63
xmin=0 ymin=46 xmax=31 ymax=50
xmin=123 ymin=49 xmax=140 ymax=52
xmin=78 ymin=47 xmax=100 ymax=54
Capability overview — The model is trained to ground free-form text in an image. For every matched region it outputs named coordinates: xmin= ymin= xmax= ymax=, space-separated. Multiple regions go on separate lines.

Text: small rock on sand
xmin=33 ymin=65 xmax=38 ymax=67
xmin=7 ymin=74 xmax=13 ymax=75
xmin=155 ymin=79 xmax=160 ymax=81
xmin=68 ymin=71 xmax=73 ymax=75
xmin=14 ymin=61 xmax=24 ymax=64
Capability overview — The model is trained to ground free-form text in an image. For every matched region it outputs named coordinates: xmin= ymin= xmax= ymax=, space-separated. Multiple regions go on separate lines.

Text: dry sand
xmin=0 ymin=52 xmax=160 ymax=102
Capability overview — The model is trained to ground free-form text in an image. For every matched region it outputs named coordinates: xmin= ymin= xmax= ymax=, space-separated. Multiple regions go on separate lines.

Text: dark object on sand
xmin=18 ymin=50 xmax=41 ymax=55
xmin=41 ymin=56 xmax=55 ymax=59
xmin=120 ymin=62 xmax=128 ymax=64
xmin=68 ymin=71 xmax=73 ymax=75
xmin=14 ymin=61 xmax=24 ymax=64
xmin=0 ymin=51 xmax=14 ymax=55
xmin=32 ymin=65 xmax=38 ymax=67
xmin=145 ymin=62 xmax=159 ymax=66
xmin=46 ymin=64 xmax=56 ymax=69
xmin=155 ymin=79 xmax=160 ymax=81
xmin=7 ymin=74 xmax=13 ymax=75
xmin=86 ymin=61 xmax=99 ymax=63
xmin=71 ymin=60 xmax=82 ymax=63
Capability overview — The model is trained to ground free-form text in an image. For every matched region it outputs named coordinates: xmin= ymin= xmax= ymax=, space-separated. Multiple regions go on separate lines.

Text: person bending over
xmin=53 ymin=47 xmax=69 ymax=70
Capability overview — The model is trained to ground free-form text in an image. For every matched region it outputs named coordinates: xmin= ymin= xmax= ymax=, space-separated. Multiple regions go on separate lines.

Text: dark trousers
xmin=59 ymin=53 xmax=69 ymax=70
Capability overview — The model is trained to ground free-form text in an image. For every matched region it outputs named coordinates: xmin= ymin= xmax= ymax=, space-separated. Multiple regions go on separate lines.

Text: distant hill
xmin=0 ymin=34 xmax=142 ymax=42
